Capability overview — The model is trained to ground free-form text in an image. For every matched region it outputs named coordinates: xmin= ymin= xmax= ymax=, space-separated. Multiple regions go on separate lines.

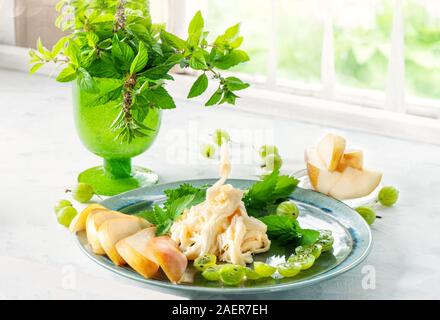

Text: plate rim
xmin=75 ymin=178 xmax=372 ymax=295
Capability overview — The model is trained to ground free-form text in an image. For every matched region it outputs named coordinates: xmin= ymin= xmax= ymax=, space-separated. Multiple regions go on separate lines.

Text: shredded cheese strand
xmin=170 ymin=143 xmax=270 ymax=265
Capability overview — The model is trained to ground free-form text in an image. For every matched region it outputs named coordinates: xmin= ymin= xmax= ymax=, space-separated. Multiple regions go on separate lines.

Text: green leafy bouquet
xmin=29 ymin=0 xmax=250 ymax=142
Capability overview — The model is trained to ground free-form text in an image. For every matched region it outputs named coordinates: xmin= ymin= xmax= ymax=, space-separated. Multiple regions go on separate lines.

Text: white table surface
xmin=1 ymin=68 xmax=440 ymax=300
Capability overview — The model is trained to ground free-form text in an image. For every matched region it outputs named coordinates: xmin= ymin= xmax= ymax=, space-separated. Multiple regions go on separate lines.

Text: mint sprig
xmin=259 ymin=215 xmax=320 ymax=246
xmin=136 ymin=183 xmax=207 ymax=236
xmin=243 ymin=170 xmax=299 ymax=217
xmin=29 ymin=2 xmax=250 ymax=143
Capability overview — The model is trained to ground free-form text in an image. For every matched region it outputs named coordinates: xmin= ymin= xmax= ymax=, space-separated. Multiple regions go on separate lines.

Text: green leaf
xmin=225 ymin=76 xmax=250 ymax=91
xmin=56 ymin=64 xmax=77 ymax=82
xmin=219 ymin=90 xmax=238 ymax=105
xmin=97 ymin=38 xmax=112 ymax=50
xmin=66 ymin=41 xmax=80 ymax=67
xmin=188 ymin=11 xmax=204 ymax=46
xmin=243 ymin=170 xmax=299 ymax=216
xmin=139 ymin=53 xmax=183 ymax=80
xmin=90 ymin=13 xmax=115 ymax=24
xmin=259 ymin=215 xmax=301 ymax=244
xmin=136 ymin=192 xmax=202 ymax=236
xmin=55 ymin=0 xmax=66 ymax=12
xmin=299 ymin=229 xmax=321 ymax=246
xmin=224 ymin=23 xmax=241 ymax=41
xmin=167 ymin=194 xmax=198 ymax=220
xmin=189 ymin=49 xmax=207 ymax=70
xmin=77 ymin=68 xmax=97 ymax=92
xmin=29 ymin=63 xmax=44 ymax=75
xmin=272 ymin=175 xmax=299 ymax=200
xmin=91 ymin=78 xmax=124 ymax=105
xmin=144 ymin=86 xmax=176 ymax=109
xmin=112 ymin=35 xmax=135 ymax=69
xmin=205 ymin=89 xmax=223 ymax=106
xmin=130 ymin=42 xmax=149 ymax=74
xmin=88 ymin=58 xmax=120 ymax=78
xmin=230 ymin=36 xmax=244 ymax=49
xmin=37 ymin=37 xmax=45 ymax=54
xmin=86 ymin=32 xmax=99 ymax=47
xmin=163 ymin=183 xmax=207 ymax=207
xmin=51 ymin=37 xmax=68 ymax=56
xmin=214 ymin=50 xmax=250 ymax=70
xmin=187 ymin=73 xmax=208 ymax=98
xmin=160 ymin=30 xmax=187 ymax=50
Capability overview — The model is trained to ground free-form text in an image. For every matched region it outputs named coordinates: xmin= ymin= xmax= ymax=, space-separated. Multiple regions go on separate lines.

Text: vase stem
xmin=104 ymin=158 xmax=132 ymax=179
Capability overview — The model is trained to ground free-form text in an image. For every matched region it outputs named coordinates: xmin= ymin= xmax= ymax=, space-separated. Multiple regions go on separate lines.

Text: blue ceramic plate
xmin=75 ymin=179 xmax=372 ymax=298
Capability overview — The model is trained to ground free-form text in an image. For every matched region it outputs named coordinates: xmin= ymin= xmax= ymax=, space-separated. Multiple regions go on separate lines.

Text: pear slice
xmin=336 ymin=150 xmax=364 ymax=172
xmin=317 ymin=133 xmax=346 ymax=172
xmin=98 ymin=218 xmax=151 ymax=266
xmin=144 ymin=236 xmax=188 ymax=284
xmin=305 ymin=148 xmax=342 ymax=194
xmin=69 ymin=204 xmax=107 ymax=233
xmin=116 ymin=228 xmax=159 ymax=278
xmin=86 ymin=210 xmax=136 ymax=255
xmin=329 ymin=167 xmax=382 ymax=200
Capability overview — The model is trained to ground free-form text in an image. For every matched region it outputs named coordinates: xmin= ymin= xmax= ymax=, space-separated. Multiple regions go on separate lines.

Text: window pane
xmin=334 ymin=0 xmax=393 ymax=91
xmin=277 ymin=0 xmax=323 ymax=84
xmin=404 ymin=0 xmax=440 ymax=100
xmin=187 ymin=0 xmax=271 ymax=78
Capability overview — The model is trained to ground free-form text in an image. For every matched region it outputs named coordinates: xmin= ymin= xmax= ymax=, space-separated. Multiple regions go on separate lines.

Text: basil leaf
xmin=243 ymin=170 xmax=299 ymax=216
xmin=66 ymin=41 xmax=80 ymax=67
xmin=160 ymin=30 xmax=187 ymax=50
xmin=90 ymin=13 xmax=115 ymax=24
xmin=88 ymin=58 xmax=120 ymax=78
xmin=51 ymin=37 xmax=68 ymax=56
xmin=29 ymin=63 xmax=44 ymax=75
xmin=56 ymin=64 xmax=77 ymax=82
xmin=189 ymin=49 xmax=207 ymax=70
xmin=188 ymin=11 xmax=204 ymax=46
xmin=112 ymin=35 xmax=135 ymax=69
xmin=91 ymin=78 xmax=123 ymax=105
xmin=187 ymin=73 xmax=208 ymax=98
xmin=205 ymin=89 xmax=223 ymax=106
xmin=225 ymin=76 xmax=250 ymax=91
xmin=77 ymin=68 xmax=97 ymax=92
xmin=139 ymin=54 xmax=183 ymax=80
xmin=144 ymin=86 xmax=176 ymax=109
xmin=259 ymin=215 xmax=302 ymax=244
xmin=219 ymin=90 xmax=238 ymax=105
xmin=86 ymin=32 xmax=99 ymax=47
xmin=224 ymin=23 xmax=240 ymax=40
xmin=214 ymin=50 xmax=250 ymax=70
xmin=299 ymin=229 xmax=321 ymax=246
xmin=130 ymin=42 xmax=149 ymax=74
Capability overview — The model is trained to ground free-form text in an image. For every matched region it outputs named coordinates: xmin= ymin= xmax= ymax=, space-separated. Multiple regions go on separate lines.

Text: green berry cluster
xmin=355 ymin=186 xmax=399 ymax=225
xmin=201 ymin=129 xmax=231 ymax=159
xmin=54 ymin=182 xmax=96 ymax=227
xmin=259 ymin=145 xmax=283 ymax=172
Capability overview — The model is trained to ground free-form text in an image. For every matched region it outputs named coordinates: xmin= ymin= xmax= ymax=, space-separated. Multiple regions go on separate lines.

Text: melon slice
xmin=69 ymin=204 xmax=107 ymax=233
xmin=115 ymin=228 xmax=159 ymax=278
xmin=336 ymin=150 xmax=363 ymax=172
xmin=329 ymin=167 xmax=382 ymax=200
xmin=86 ymin=210 xmax=138 ymax=255
xmin=317 ymin=134 xmax=346 ymax=172
xmin=98 ymin=218 xmax=151 ymax=266
xmin=144 ymin=236 xmax=188 ymax=284
xmin=305 ymin=148 xmax=342 ymax=194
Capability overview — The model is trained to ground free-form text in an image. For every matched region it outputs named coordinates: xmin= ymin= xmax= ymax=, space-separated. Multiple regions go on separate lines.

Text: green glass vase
xmin=73 ymin=81 xmax=161 ymax=196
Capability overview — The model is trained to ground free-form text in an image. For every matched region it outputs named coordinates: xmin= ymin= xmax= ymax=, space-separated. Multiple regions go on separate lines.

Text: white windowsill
xmin=1 ymin=44 xmax=439 ymax=145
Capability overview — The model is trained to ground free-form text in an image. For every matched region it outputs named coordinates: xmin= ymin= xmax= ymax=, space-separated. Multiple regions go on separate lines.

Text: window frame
xmin=178 ymin=0 xmax=440 ymax=119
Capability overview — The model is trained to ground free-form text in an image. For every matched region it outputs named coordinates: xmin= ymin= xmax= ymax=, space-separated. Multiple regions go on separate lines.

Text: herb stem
xmin=114 ymin=0 xmax=127 ymax=32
